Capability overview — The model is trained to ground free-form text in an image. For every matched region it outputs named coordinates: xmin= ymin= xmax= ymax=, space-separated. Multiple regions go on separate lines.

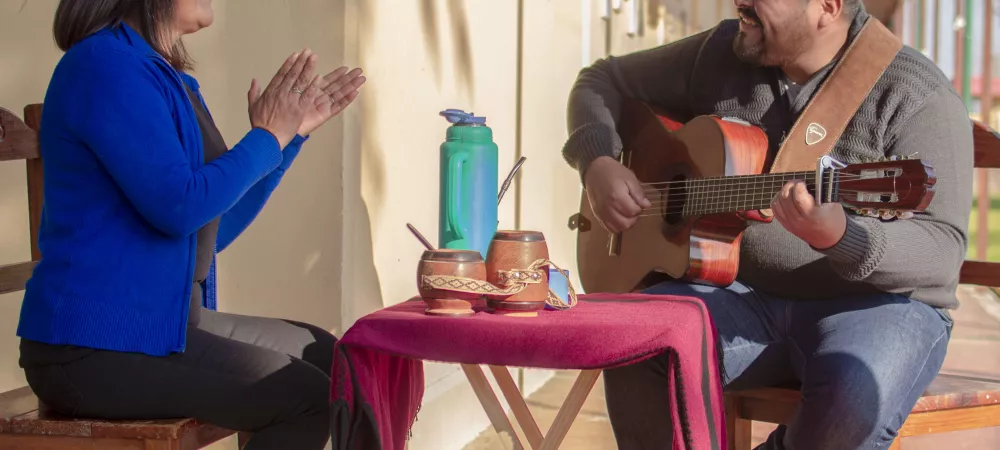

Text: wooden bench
xmin=0 ymin=105 xmax=243 ymax=449
xmin=723 ymin=121 xmax=1000 ymax=449
xmin=0 ymin=386 xmax=238 ymax=449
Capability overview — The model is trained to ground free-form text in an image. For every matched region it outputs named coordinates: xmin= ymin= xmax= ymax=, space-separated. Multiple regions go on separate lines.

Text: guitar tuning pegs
xmin=855 ymin=208 xmax=878 ymax=218
xmin=895 ymin=211 xmax=914 ymax=220
xmin=888 ymin=155 xmax=900 ymax=161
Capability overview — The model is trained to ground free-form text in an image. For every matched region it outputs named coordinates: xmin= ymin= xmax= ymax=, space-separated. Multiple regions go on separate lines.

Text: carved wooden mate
xmin=417 ymin=249 xmax=487 ymax=316
xmin=417 ymin=229 xmax=579 ymax=317
xmin=485 ymin=230 xmax=551 ymax=317
xmin=570 ymin=100 xmax=937 ymax=294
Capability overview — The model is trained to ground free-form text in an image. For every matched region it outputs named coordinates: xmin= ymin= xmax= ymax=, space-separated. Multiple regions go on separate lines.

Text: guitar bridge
xmin=814 ymin=155 xmax=846 ymax=204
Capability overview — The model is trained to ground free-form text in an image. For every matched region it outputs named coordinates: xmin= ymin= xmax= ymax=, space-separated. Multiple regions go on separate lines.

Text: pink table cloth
xmin=330 ymin=294 xmax=727 ymax=450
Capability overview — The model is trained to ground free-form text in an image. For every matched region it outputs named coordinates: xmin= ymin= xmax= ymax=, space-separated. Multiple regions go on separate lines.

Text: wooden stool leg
xmin=725 ymin=396 xmax=753 ymax=450
xmin=889 ymin=437 xmax=901 ymax=450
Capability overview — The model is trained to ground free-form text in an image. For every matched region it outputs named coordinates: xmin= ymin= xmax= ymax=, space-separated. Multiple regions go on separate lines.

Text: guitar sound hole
xmin=660 ymin=175 xmax=686 ymax=226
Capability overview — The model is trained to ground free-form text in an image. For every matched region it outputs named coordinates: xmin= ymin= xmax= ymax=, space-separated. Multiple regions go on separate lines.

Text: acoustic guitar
xmin=569 ymin=100 xmax=936 ymax=294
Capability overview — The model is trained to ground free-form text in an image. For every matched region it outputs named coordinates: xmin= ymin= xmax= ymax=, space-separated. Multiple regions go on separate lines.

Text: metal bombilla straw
xmin=498 ymin=156 xmax=526 ymax=205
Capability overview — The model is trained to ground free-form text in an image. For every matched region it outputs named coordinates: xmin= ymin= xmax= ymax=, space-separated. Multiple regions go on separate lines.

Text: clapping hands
xmin=298 ymin=64 xmax=366 ymax=136
xmin=247 ymin=48 xmax=366 ymax=146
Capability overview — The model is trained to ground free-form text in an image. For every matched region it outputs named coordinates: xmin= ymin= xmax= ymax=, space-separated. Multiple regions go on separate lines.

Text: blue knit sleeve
xmin=216 ymin=134 xmax=308 ymax=251
xmin=63 ymin=45 xmax=285 ymax=237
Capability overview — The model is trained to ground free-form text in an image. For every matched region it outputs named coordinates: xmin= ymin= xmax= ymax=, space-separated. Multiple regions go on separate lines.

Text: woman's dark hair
xmin=53 ymin=0 xmax=192 ymax=70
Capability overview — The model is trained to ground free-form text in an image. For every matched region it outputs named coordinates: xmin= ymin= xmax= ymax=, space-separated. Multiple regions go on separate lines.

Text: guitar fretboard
xmin=676 ymin=171 xmax=831 ymax=217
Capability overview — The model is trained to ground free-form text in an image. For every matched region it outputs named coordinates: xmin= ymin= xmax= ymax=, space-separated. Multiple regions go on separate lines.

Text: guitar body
xmin=574 ymin=101 xmax=770 ymax=294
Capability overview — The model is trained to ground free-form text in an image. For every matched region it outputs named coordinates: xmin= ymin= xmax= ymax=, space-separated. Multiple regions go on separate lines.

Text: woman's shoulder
xmin=45 ymin=28 xmax=181 ymax=129
xmin=62 ymin=38 xmax=139 ymax=70
xmin=56 ymin=28 xmax=162 ymax=84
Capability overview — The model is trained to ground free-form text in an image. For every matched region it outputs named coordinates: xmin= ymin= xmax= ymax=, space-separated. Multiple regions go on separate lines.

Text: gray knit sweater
xmin=562 ymin=9 xmax=974 ymax=309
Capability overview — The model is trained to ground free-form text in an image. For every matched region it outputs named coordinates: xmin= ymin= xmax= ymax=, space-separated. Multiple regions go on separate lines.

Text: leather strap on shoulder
xmin=768 ymin=17 xmax=902 ymax=173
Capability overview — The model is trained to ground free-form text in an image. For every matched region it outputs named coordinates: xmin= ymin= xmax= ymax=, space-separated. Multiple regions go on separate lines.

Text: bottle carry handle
xmin=447 ymin=152 xmax=469 ymax=240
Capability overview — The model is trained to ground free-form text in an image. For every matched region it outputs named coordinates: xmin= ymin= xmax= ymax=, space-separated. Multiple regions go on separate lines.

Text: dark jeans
xmin=604 ymin=280 xmax=953 ymax=450
xmin=19 ymin=289 xmax=336 ymax=450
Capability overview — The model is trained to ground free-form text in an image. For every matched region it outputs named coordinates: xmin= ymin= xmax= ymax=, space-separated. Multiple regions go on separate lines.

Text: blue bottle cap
xmin=440 ymin=109 xmax=487 ymax=125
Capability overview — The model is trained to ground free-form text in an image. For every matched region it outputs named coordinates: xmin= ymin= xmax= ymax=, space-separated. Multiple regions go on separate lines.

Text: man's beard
xmin=733 ymin=31 xmax=768 ymax=65
xmin=733 ymin=9 xmax=812 ymax=67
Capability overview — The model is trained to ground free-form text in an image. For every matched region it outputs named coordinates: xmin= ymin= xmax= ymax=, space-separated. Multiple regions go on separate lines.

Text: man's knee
xmin=786 ymin=355 xmax=909 ymax=449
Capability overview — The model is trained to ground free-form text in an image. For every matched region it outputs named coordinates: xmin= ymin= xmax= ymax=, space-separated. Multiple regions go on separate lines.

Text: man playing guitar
xmin=563 ymin=1 xmax=973 ymax=448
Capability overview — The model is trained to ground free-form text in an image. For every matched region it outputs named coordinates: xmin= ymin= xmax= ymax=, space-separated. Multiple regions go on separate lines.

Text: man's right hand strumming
xmin=583 ymin=155 xmax=651 ymax=233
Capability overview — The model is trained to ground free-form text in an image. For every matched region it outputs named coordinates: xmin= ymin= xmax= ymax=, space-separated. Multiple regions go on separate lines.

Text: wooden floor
xmin=462 ymin=285 xmax=1000 ymax=449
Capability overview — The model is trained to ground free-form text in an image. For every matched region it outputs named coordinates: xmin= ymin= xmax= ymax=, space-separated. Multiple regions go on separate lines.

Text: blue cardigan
xmin=16 ymin=23 xmax=306 ymax=357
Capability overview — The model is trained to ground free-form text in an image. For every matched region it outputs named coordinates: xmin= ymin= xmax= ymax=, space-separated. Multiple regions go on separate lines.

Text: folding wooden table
xmin=331 ymin=295 xmax=727 ymax=450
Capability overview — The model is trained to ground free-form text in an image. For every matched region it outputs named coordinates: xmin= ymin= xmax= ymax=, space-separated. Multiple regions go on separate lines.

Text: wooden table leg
xmin=463 ymin=365 xmax=601 ymax=450
xmin=461 ymin=364 xmax=525 ymax=450
xmin=489 ymin=365 xmax=544 ymax=449
xmin=536 ymin=370 xmax=601 ymax=450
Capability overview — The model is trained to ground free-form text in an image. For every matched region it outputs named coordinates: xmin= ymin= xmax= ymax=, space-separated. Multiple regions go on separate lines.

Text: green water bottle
xmin=438 ymin=109 xmax=499 ymax=259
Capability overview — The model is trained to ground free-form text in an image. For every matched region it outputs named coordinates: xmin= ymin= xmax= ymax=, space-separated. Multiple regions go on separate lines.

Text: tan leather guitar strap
xmin=767 ymin=17 xmax=902 ymax=174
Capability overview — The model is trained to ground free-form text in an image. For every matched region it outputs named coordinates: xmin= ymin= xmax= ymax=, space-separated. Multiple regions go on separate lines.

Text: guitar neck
xmin=680 ymin=171 xmax=831 ymax=217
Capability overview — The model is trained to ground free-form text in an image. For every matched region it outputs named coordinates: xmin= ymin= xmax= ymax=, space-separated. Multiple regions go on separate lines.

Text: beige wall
xmin=1 ymin=0 xmax=693 ymax=449
xmin=183 ymin=0 xmax=348 ymax=331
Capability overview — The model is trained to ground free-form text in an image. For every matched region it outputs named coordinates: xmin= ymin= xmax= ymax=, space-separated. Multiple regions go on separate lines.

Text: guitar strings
xmin=629 ymin=188 xmax=897 ymax=218
xmin=635 ymin=173 xmax=871 ymax=190
xmin=637 ymin=183 xmax=891 ymax=200
xmin=637 ymin=188 xmax=884 ymax=204
xmin=634 ymin=173 xmax=890 ymax=200
xmin=636 ymin=188 xmax=889 ymax=205
xmin=632 ymin=170 xmax=873 ymax=187
xmin=637 ymin=186 xmax=880 ymax=200
xmin=635 ymin=190 xmax=886 ymax=210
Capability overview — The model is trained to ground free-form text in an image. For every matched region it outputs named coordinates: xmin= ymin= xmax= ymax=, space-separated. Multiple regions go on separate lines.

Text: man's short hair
xmin=844 ymin=0 xmax=862 ymax=20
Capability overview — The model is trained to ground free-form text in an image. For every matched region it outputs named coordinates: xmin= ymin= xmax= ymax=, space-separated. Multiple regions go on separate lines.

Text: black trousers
xmin=19 ymin=287 xmax=336 ymax=450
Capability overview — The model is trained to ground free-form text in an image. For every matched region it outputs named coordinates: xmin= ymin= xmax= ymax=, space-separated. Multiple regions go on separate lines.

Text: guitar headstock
xmin=834 ymin=155 xmax=936 ymax=219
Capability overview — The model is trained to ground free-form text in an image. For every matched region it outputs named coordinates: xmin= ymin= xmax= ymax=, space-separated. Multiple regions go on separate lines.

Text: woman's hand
xmin=247 ymin=49 xmax=323 ymax=148
xmin=298 ymin=66 xmax=366 ymax=136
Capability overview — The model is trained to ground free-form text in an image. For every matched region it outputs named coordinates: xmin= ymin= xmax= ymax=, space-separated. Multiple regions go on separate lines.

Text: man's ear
xmin=817 ymin=0 xmax=845 ymax=28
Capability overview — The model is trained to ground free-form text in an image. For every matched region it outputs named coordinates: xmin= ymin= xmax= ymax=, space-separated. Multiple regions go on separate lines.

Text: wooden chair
xmin=723 ymin=121 xmax=1000 ymax=449
xmin=0 ymin=105 xmax=242 ymax=449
